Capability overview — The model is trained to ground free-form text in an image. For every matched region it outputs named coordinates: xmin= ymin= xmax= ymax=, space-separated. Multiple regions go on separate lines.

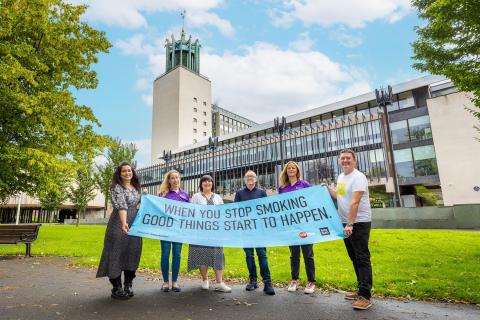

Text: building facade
xmin=139 ymin=76 xmax=480 ymax=206
xmin=212 ymin=104 xmax=258 ymax=137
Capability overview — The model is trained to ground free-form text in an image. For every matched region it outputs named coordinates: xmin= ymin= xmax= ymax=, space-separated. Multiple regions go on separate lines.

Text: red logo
xmin=299 ymin=232 xmax=307 ymax=238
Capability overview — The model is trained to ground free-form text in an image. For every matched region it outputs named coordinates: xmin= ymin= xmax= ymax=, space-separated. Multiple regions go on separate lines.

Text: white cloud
xmin=201 ymin=42 xmax=372 ymax=123
xmin=116 ymin=36 xmax=373 ymax=123
xmin=271 ymin=0 xmax=411 ymax=29
xmin=142 ymin=94 xmax=153 ymax=108
xmin=69 ymin=0 xmax=233 ymax=35
xmin=329 ymin=28 xmax=363 ymax=48
xmin=289 ymin=32 xmax=314 ymax=52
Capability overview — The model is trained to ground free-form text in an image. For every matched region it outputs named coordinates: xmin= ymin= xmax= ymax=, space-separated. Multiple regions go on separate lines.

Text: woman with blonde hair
xmin=278 ymin=161 xmax=316 ymax=294
xmin=158 ymin=169 xmax=189 ymax=292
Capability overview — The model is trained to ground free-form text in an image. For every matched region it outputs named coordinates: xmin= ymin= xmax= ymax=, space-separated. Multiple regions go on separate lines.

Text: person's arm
xmin=343 ymin=191 xmax=363 ymax=236
xmin=326 ymin=186 xmax=337 ymax=199
xmin=111 ymin=185 xmax=130 ymax=234
xmin=234 ymin=192 xmax=240 ymax=202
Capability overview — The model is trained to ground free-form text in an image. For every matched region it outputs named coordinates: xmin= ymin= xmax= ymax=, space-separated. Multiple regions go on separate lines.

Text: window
xmin=193 ymin=97 xmax=197 ymax=103
xmin=203 ymin=121 xmax=207 ymax=126
xmin=193 ymin=118 xmax=197 ymax=123
xmin=203 ymin=101 xmax=207 ymax=106
xmin=193 ymin=128 xmax=197 ymax=133
xmin=194 ymin=107 xmax=197 ymax=112
xmin=356 ymin=103 xmax=369 ymax=116
xmin=394 ymin=148 xmax=414 ymax=178
xmin=193 ymin=139 xmax=197 ymax=143
xmin=390 ymin=120 xmax=409 ymax=144
xmin=397 ymin=91 xmax=415 ymax=109
xmin=203 ymin=111 xmax=207 ymax=116
xmin=413 ymin=145 xmax=438 ymax=176
xmin=203 ymin=132 xmax=207 ymax=136
xmin=408 ymin=115 xmax=432 ymax=141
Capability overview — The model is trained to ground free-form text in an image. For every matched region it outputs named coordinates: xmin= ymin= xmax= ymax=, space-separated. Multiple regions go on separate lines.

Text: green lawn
xmin=1 ymin=225 xmax=479 ymax=303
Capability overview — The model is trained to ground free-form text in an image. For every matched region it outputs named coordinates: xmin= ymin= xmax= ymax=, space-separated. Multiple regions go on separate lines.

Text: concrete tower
xmin=151 ymin=29 xmax=212 ymax=164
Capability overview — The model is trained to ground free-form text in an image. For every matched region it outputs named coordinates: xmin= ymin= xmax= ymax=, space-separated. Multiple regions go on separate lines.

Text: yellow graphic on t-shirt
xmin=336 ymin=183 xmax=347 ymax=196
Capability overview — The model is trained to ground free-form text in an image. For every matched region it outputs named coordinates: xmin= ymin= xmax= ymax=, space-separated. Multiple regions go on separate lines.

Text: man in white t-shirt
xmin=326 ymin=149 xmax=373 ymax=310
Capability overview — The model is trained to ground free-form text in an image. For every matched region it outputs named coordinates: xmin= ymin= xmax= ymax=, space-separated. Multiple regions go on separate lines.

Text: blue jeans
xmin=160 ymin=241 xmax=182 ymax=282
xmin=244 ymin=247 xmax=271 ymax=283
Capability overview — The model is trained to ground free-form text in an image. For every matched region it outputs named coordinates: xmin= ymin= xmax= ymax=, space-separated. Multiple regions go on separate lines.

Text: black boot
xmin=123 ymin=283 xmax=134 ymax=298
xmin=110 ymin=276 xmax=129 ymax=300
xmin=124 ymin=270 xmax=136 ymax=298
xmin=263 ymin=281 xmax=276 ymax=296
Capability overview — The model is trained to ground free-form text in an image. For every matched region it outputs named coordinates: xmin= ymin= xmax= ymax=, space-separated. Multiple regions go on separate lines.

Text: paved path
xmin=0 ymin=256 xmax=478 ymax=320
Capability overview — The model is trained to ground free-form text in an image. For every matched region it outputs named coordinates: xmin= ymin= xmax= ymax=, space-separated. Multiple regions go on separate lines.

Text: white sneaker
xmin=215 ymin=282 xmax=232 ymax=293
xmin=304 ymin=282 xmax=316 ymax=294
xmin=287 ymin=280 xmax=298 ymax=292
xmin=201 ymin=279 xmax=209 ymax=290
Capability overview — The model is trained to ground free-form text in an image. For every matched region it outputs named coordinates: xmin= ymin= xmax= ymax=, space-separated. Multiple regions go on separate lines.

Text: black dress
xmin=96 ymin=184 xmax=142 ymax=279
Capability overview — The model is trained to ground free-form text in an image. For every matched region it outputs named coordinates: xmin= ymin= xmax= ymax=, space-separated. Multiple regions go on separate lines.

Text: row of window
xmin=390 ymin=115 xmax=432 ymax=144
xmin=394 ymin=145 xmax=438 ymax=178
xmin=193 ymin=97 xmax=207 ymax=106
xmin=193 ymin=107 xmax=208 ymax=116
xmin=192 ymin=128 xmax=207 ymax=136
xmin=193 ymin=118 xmax=208 ymax=126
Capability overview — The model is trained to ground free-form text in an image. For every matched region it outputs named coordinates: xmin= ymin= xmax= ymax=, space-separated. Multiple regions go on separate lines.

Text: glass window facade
xmin=394 ymin=148 xmax=414 ymax=178
xmin=390 ymin=120 xmax=409 ymax=144
xmin=413 ymin=145 xmax=438 ymax=176
xmin=408 ymin=115 xmax=432 ymax=141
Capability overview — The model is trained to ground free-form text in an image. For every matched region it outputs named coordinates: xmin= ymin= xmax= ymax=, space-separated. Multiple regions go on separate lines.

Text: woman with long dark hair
xmin=97 ymin=161 xmax=142 ymax=300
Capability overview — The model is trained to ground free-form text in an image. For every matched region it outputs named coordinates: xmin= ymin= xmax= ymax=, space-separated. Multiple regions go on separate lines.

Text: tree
xmin=69 ymin=156 xmax=97 ymax=227
xmin=37 ymin=169 xmax=71 ymax=214
xmin=95 ymin=138 xmax=138 ymax=218
xmin=0 ymin=0 xmax=111 ymax=202
xmin=412 ymin=0 xmax=480 ymax=134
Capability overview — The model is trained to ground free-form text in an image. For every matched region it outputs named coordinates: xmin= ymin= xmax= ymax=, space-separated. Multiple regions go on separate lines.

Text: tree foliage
xmin=95 ymin=137 xmax=138 ymax=217
xmin=412 ymin=0 xmax=480 ymax=128
xmin=0 ymin=0 xmax=111 ymax=201
xmin=69 ymin=153 xmax=96 ymax=226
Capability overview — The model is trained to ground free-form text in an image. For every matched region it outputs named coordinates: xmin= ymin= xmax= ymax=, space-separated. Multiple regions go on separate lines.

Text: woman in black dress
xmin=96 ymin=161 xmax=142 ymax=300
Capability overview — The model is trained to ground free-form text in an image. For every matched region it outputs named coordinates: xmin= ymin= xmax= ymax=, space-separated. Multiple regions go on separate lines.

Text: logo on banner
xmin=319 ymin=227 xmax=330 ymax=236
xmin=299 ymin=231 xmax=308 ymax=238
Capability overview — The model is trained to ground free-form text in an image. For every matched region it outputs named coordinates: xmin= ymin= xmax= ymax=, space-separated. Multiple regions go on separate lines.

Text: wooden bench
xmin=0 ymin=224 xmax=42 ymax=257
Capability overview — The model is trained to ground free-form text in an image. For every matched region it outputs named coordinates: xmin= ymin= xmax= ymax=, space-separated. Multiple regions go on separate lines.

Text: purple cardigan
xmin=163 ymin=188 xmax=190 ymax=203
xmin=278 ymin=179 xmax=311 ymax=194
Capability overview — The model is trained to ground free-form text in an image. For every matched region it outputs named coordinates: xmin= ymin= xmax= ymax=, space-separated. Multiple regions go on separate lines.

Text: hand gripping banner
xmin=129 ymin=185 xmax=345 ymax=247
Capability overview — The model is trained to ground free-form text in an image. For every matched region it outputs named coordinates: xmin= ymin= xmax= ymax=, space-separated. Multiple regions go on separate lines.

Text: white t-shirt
xmin=336 ymin=169 xmax=372 ymax=223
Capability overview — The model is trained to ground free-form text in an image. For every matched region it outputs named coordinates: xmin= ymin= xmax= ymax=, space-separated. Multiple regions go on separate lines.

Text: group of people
xmin=96 ymin=149 xmax=373 ymax=310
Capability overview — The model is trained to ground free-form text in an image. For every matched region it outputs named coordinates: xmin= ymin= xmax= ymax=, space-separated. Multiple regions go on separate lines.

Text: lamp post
xmin=160 ymin=150 xmax=172 ymax=171
xmin=208 ymin=136 xmax=219 ymax=187
xmin=273 ymin=116 xmax=287 ymax=168
xmin=375 ymin=86 xmax=402 ymax=207
xmin=273 ymin=116 xmax=287 ymax=188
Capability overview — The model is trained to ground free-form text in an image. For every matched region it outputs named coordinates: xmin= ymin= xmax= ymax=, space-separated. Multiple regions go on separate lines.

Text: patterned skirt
xmin=187 ymin=245 xmax=225 ymax=272
xmin=96 ymin=206 xmax=142 ymax=279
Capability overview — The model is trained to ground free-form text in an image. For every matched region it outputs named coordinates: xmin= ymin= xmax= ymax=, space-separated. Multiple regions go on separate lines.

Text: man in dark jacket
xmin=234 ymin=170 xmax=275 ymax=295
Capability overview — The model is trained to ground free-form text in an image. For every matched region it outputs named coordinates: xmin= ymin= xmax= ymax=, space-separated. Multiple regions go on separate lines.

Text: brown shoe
xmin=344 ymin=291 xmax=359 ymax=300
xmin=352 ymin=297 xmax=372 ymax=310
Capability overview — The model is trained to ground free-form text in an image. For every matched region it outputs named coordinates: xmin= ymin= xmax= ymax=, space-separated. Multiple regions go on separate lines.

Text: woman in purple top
xmin=158 ymin=170 xmax=189 ymax=292
xmin=279 ymin=161 xmax=316 ymax=294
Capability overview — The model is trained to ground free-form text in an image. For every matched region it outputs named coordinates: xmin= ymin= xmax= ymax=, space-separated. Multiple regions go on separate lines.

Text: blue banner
xmin=129 ymin=185 xmax=345 ymax=247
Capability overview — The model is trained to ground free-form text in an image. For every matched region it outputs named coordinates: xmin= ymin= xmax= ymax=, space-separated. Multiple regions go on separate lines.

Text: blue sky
xmin=72 ymin=0 xmax=425 ymax=167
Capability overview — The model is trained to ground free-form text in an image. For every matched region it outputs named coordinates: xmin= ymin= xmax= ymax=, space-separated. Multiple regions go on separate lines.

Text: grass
xmin=1 ymin=225 xmax=479 ymax=303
